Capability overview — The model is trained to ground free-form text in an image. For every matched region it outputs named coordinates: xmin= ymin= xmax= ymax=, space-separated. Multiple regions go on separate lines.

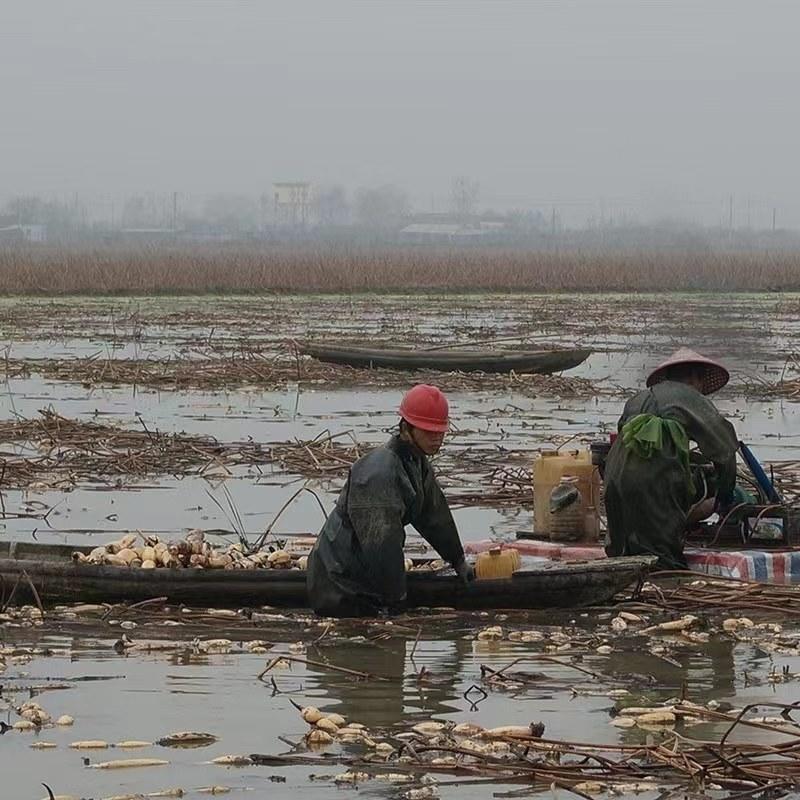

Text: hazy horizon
xmin=3 ymin=1 xmax=799 ymax=228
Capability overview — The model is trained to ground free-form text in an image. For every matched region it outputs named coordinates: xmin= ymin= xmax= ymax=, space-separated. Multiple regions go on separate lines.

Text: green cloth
xmin=621 ymin=413 xmax=693 ymax=492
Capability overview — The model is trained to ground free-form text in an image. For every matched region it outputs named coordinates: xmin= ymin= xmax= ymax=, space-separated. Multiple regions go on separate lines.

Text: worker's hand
xmin=687 ymin=497 xmax=716 ymax=525
xmin=454 ymin=559 xmax=475 ymax=586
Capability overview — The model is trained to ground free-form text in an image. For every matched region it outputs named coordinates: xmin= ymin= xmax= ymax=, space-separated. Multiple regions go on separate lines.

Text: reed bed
xmin=2 ymin=411 xmax=799 ymax=515
xmin=740 ymin=354 xmax=800 ymax=400
xmin=6 ymin=350 xmax=800 ymax=401
xmin=637 ymin=573 xmax=800 ymax=617
xmin=1 ymin=293 xmax=794 ymax=354
xmin=0 ymin=411 xmax=536 ymax=508
xmin=0 ymin=410 xmax=273 ymax=489
xmin=1 ymin=352 xmax=600 ymax=396
xmin=2 ymin=244 xmax=800 ymax=294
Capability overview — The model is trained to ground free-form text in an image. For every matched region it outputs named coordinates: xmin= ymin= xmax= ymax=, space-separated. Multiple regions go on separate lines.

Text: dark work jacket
xmin=307 ymin=435 xmax=465 ymax=617
xmin=603 ymin=381 xmax=738 ymax=570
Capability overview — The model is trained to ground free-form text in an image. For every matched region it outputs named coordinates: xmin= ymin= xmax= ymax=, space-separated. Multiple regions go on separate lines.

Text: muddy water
xmin=3 ymin=609 xmax=800 ymax=800
xmin=1 ymin=294 xmax=800 ymax=797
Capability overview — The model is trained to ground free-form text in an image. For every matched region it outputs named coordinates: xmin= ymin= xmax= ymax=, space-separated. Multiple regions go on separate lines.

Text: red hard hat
xmin=399 ymin=384 xmax=449 ymax=433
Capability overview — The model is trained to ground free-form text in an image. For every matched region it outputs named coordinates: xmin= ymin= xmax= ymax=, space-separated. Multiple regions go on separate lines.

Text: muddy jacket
xmin=307 ymin=435 xmax=465 ymax=617
xmin=603 ymin=380 xmax=738 ymax=570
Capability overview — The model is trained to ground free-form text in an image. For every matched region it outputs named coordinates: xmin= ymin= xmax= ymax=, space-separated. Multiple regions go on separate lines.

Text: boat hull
xmin=299 ymin=344 xmax=591 ymax=375
xmin=0 ymin=542 xmax=652 ymax=610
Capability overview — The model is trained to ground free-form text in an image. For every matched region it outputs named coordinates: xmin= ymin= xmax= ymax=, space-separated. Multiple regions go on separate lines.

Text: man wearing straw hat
xmin=308 ymin=384 xmax=474 ymax=617
xmin=603 ymin=348 xmax=739 ymax=570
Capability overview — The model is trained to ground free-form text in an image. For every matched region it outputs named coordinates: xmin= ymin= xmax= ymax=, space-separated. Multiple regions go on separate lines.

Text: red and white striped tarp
xmin=464 ymin=539 xmax=800 ymax=584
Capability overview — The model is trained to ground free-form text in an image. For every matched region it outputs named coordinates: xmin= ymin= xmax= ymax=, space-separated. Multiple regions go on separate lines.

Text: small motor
xmin=590 ymin=436 xmax=614 ymax=478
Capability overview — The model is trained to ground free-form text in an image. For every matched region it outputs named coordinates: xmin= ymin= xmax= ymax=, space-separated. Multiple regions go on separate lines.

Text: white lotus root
xmin=315 ymin=717 xmax=340 ymax=734
xmin=480 ymin=725 xmax=537 ymax=739
xmin=212 ymin=754 xmax=253 ymax=766
xmin=69 ymin=740 xmax=110 ymax=749
xmin=72 ymin=532 xmax=308 ymax=571
xmin=307 ymin=729 xmax=334 ymax=745
xmin=412 ymin=721 xmax=447 ymax=737
xmin=476 ymin=626 xmax=504 ymax=641
xmin=267 ymin=549 xmax=292 ymax=568
xmin=87 ymin=758 xmax=169 ymax=769
xmin=300 ymin=706 xmax=325 ymax=724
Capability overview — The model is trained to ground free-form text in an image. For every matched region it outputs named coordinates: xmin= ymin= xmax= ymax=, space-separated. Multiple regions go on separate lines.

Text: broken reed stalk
xmin=258 ymin=654 xmax=394 ymax=682
xmin=641 ymin=573 xmax=800 ymax=616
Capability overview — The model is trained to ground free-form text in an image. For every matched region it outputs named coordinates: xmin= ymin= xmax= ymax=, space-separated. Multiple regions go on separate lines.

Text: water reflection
xmin=599 ymin=635 xmax=737 ymax=702
xmin=304 ymin=635 xmax=474 ymax=727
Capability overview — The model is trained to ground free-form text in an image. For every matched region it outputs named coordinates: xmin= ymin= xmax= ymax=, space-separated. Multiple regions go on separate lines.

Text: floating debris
xmin=333 ymin=772 xmax=370 ymax=784
xmin=211 ymin=755 xmax=253 ymax=766
xmin=87 ymin=758 xmax=170 ymax=769
xmin=157 ymin=731 xmax=218 ymax=748
xmin=69 ymin=740 xmax=110 ymax=749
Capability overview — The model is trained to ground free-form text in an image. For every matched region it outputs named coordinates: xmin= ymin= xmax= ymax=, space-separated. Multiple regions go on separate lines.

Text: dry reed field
xmin=1 ymin=244 xmax=800 ymax=294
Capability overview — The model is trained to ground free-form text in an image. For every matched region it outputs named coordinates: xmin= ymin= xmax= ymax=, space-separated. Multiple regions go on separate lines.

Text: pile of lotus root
xmin=71 ymin=530 xmax=304 ymax=571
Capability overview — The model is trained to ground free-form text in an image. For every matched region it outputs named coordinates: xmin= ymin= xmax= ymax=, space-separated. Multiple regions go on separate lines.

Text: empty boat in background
xmin=298 ymin=343 xmax=591 ymax=374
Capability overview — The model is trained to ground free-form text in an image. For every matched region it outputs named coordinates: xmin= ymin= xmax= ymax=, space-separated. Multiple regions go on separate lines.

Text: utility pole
xmin=728 ymin=194 xmax=734 ymax=235
xmin=551 ymin=206 xmax=556 ymax=236
xmin=772 ymin=207 xmax=777 ymax=232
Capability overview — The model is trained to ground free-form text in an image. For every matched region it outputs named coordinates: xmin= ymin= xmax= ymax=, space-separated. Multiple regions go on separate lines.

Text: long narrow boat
xmin=0 ymin=541 xmax=653 ymax=610
xmin=299 ymin=343 xmax=591 ymax=375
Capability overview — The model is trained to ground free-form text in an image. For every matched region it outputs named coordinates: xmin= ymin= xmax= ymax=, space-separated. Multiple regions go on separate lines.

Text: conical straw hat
xmin=646 ymin=347 xmax=729 ymax=395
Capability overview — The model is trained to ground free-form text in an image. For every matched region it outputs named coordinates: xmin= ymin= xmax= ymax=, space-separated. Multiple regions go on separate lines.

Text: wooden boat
xmin=0 ymin=541 xmax=653 ymax=610
xmin=299 ymin=343 xmax=591 ymax=375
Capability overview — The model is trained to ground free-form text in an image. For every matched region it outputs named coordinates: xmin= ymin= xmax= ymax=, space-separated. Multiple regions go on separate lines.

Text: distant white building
xmin=0 ymin=224 xmax=46 ymax=243
xmin=117 ymin=228 xmax=177 ymax=243
xmin=273 ymin=182 xmax=312 ymax=227
xmin=398 ymin=223 xmax=492 ymax=243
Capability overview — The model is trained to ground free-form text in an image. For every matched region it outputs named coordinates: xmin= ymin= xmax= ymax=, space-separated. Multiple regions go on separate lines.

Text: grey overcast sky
xmin=2 ymin=0 xmax=799 ymax=226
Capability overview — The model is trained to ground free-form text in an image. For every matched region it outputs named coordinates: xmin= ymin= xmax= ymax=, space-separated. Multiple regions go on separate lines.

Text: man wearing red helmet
xmin=308 ymin=384 xmax=475 ymax=617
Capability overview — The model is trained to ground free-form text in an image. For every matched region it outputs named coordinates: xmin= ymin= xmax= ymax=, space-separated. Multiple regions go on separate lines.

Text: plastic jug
xmin=475 ymin=547 xmax=521 ymax=580
xmin=533 ymin=449 xmax=599 ymax=535
xmin=550 ymin=476 xmax=584 ymax=542
xmin=584 ymin=505 xmax=601 ymax=540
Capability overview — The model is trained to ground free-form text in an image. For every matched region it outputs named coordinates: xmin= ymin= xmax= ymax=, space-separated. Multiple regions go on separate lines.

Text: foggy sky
xmin=3 ymin=1 xmax=799 ymax=226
